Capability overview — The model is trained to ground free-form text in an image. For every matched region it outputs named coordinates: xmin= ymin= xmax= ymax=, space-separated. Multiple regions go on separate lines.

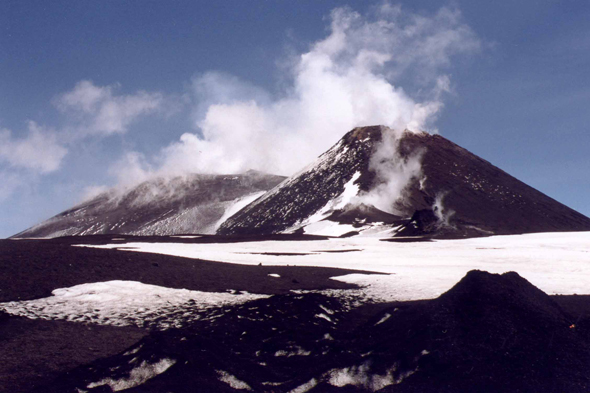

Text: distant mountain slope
xmin=218 ymin=126 xmax=590 ymax=237
xmin=13 ymin=171 xmax=286 ymax=238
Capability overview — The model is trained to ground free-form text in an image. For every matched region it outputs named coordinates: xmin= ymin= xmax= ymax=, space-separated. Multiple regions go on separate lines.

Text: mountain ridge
xmin=13 ymin=171 xmax=286 ymax=238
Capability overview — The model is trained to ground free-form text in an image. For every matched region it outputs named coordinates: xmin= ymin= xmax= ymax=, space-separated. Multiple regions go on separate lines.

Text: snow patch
xmin=262 ymin=381 xmax=284 ymax=386
xmin=214 ymin=191 xmax=266 ymax=230
xmin=327 ymin=363 xmax=413 ymax=391
xmin=87 ymin=358 xmax=175 ymax=391
xmin=303 ymin=220 xmax=358 ymax=237
xmin=375 ymin=313 xmax=391 ymax=326
xmin=123 ymin=344 xmax=143 ymax=356
xmin=287 ymin=172 xmax=361 ymax=233
xmin=319 ymin=304 xmax=334 ymax=315
xmin=216 ymin=370 xmax=252 ymax=391
xmin=316 ymin=313 xmax=333 ymax=322
xmin=288 ymin=378 xmax=318 ymax=393
xmin=0 ymin=281 xmax=269 ymax=329
xmin=274 ymin=347 xmax=311 ymax=357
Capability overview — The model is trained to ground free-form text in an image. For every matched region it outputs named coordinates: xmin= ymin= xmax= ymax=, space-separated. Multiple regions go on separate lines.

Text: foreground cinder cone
xmin=352 ymin=270 xmax=590 ymax=393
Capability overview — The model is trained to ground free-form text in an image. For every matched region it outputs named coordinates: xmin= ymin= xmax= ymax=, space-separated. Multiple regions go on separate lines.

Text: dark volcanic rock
xmin=328 ymin=203 xmax=403 ymax=226
xmin=30 ymin=270 xmax=590 ymax=393
xmin=352 ymin=270 xmax=590 ymax=393
xmin=33 ymin=293 xmax=351 ymax=393
xmin=395 ymin=132 xmax=590 ymax=237
xmin=13 ymin=170 xmax=285 ymax=238
xmin=219 ymin=126 xmax=590 ymax=238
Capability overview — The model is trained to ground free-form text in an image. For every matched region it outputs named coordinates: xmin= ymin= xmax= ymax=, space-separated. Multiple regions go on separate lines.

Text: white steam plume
xmin=114 ymin=3 xmax=480 ymax=184
xmin=433 ymin=191 xmax=455 ymax=227
xmin=358 ymin=127 xmax=424 ymax=215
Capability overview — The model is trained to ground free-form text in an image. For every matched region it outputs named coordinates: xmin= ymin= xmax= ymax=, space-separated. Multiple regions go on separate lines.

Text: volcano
xmin=14 ymin=126 xmax=590 ymax=240
xmin=218 ymin=126 xmax=590 ymax=238
xmin=13 ymin=170 xmax=285 ymax=238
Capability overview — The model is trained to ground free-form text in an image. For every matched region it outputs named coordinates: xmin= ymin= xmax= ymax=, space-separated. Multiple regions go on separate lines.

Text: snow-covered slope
xmin=219 ymin=126 xmax=590 ymax=238
xmin=13 ymin=170 xmax=285 ymax=238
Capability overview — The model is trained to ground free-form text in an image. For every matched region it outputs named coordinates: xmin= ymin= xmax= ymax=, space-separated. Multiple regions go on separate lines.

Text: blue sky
xmin=1 ymin=0 xmax=589 ymax=238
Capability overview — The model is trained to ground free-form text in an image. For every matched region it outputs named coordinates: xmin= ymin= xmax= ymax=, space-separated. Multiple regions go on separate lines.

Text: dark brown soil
xmin=0 ymin=237 xmax=372 ymax=303
xmin=0 ymin=313 xmax=146 ymax=393
xmin=0 ymin=236 xmax=385 ymax=392
xmin=371 ymin=271 xmax=590 ymax=392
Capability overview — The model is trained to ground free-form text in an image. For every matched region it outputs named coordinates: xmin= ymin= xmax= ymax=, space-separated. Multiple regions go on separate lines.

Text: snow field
xmin=80 ymin=231 xmax=590 ymax=302
xmin=1 ymin=231 xmax=588 ymax=392
xmin=2 ymin=231 xmax=589 ymax=331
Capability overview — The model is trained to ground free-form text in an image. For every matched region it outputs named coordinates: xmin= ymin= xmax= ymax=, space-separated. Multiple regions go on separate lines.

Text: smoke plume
xmin=433 ymin=191 xmax=455 ymax=227
xmin=357 ymin=127 xmax=424 ymax=215
xmin=113 ymin=3 xmax=480 ymax=186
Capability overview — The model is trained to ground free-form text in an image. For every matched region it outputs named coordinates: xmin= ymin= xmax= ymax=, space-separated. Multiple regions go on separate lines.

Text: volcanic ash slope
xmin=13 ymin=170 xmax=286 ymax=238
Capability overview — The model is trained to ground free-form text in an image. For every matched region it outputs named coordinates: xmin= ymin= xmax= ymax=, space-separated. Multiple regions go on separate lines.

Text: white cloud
xmin=56 ymin=80 xmax=164 ymax=136
xmin=190 ymin=71 xmax=271 ymax=120
xmin=0 ymin=121 xmax=67 ymax=173
xmin=146 ymin=3 xmax=480 ymax=178
xmin=0 ymin=80 xmax=167 ymax=201
xmin=0 ymin=170 xmax=26 ymax=202
xmin=0 ymin=122 xmax=67 ymax=203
